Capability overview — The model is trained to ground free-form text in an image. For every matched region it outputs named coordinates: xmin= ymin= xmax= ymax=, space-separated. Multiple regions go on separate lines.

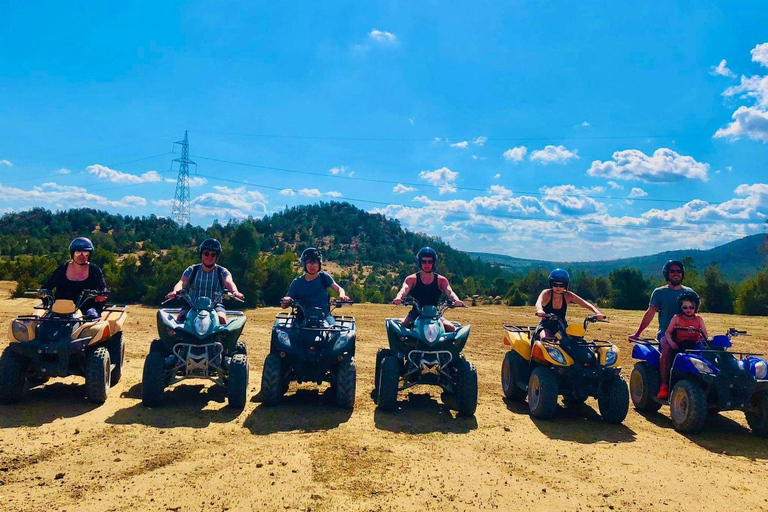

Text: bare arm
xmin=393 ymin=275 xmax=416 ymax=304
xmin=331 ymin=282 xmax=350 ymax=301
xmin=632 ymin=306 xmax=658 ymax=338
xmin=223 ymin=274 xmax=244 ymax=300
xmin=698 ymin=316 xmax=708 ymax=340
xmin=167 ymin=274 xmax=189 ymax=299
xmin=664 ymin=316 xmax=679 ymax=349
xmin=566 ymin=291 xmax=604 ymax=319
xmin=438 ymin=276 xmax=465 ymax=307
xmin=535 ymin=289 xmax=550 ymax=317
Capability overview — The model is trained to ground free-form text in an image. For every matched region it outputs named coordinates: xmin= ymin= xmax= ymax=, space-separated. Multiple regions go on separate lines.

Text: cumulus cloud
xmin=87 ymin=164 xmax=164 ymax=184
xmin=714 ymin=105 xmax=768 ymax=142
xmin=577 ymin=121 xmax=591 ymax=127
xmin=280 ymin=189 xmax=295 ymax=196
xmin=368 ymin=29 xmax=396 ymax=44
xmin=473 ymin=136 xmax=487 ymax=146
xmin=326 ymin=191 xmax=343 ymax=198
xmin=588 ymin=148 xmax=709 ymax=182
xmin=450 ymin=141 xmax=469 ymax=149
xmin=752 ymin=43 xmax=768 ymax=67
xmin=329 ymin=166 xmax=354 ymax=176
xmin=530 ymin=145 xmax=579 ymax=164
xmin=393 ymin=183 xmax=417 ymax=194
xmin=493 ymin=173 xmax=501 ymax=179
xmin=172 ymin=185 xmax=269 ymax=220
xmin=629 ymin=187 xmax=648 ymax=198
xmin=419 ymin=167 xmax=459 ymax=194
xmin=298 ymin=188 xmax=322 ymax=197
xmin=188 ymin=176 xmax=208 ymax=187
xmin=539 ymin=185 xmax=607 ymax=216
xmin=503 ymin=146 xmax=527 ymax=162
xmin=0 ymin=182 xmax=146 ymax=209
xmin=56 ymin=168 xmax=71 ymax=175
xmin=710 ymin=59 xmax=735 ymax=78
xmin=0 ymin=160 xmax=12 ymax=167
xmin=607 ymin=181 xmax=623 ymax=190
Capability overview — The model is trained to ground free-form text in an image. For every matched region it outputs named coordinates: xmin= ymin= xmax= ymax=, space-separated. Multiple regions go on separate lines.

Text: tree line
xmin=0 ymin=205 xmax=766 ymax=315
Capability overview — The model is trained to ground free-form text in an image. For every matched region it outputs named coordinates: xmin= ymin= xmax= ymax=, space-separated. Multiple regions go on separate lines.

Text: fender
xmin=532 ymin=340 xmax=574 ymax=367
xmin=503 ymin=331 xmax=532 ymax=360
xmin=446 ymin=325 xmax=470 ymax=351
xmin=632 ymin=343 xmax=660 ymax=368
xmin=673 ymin=353 xmax=719 ymax=377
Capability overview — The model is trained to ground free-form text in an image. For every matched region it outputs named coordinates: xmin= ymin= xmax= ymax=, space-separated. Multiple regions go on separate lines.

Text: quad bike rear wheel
xmin=86 ymin=347 xmax=111 ymax=404
xmin=142 ymin=352 xmax=166 ymax=407
xmin=501 ymin=350 xmax=527 ymax=401
xmin=746 ymin=390 xmax=768 ymax=438
xmin=456 ymin=358 xmax=478 ymax=417
xmin=374 ymin=348 xmax=392 ymax=394
xmin=227 ymin=354 xmax=249 ymax=409
xmin=670 ymin=379 xmax=708 ymax=433
xmin=260 ymin=354 xmax=284 ymax=406
xmin=107 ymin=332 xmax=125 ymax=386
xmin=376 ymin=356 xmax=399 ymax=411
xmin=598 ymin=375 xmax=630 ymax=424
xmin=0 ymin=349 xmax=25 ymax=404
xmin=528 ymin=366 xmax=558 ymax=420
xmin=335 ymin=358 xmax=356 ymax=409
xmin=629 ymin=362 xmax=662 ymax=412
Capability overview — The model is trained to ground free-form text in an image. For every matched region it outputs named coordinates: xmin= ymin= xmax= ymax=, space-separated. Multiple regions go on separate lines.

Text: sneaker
xmin=657 ymin=384 xmax=669 ymax=400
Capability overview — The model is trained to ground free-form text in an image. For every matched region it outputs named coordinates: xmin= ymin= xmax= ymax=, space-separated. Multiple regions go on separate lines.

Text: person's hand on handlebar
xmin=280 ymin=296 xmax=293 ymax=308
xmin=230 ymin=291 xmax=245 ymax=301
xmin=338 ymin=293 xmax=351 ymax=302
xmin=166 ymin=290 xmax=178 ymax=300
xmin=595 ymin=314 xmax=606 ymax=321
xmin=536 ymin=311 xmax=546 ymax=318
xmin=453 ymin=299 xmax=466 ymax=307
xmin=392 ymin=297 xmax=403 ymax=305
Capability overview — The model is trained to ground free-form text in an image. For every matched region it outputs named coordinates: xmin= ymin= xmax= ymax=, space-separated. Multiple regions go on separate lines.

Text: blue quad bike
xmin=261 ymin=299 xmax=356 ymax=409
xmin=142 ymin=291 xmax=248 ymax=408
xmin=375 ymin=297 xmax=477 ymax=416
xmin=630 ymin=327 xmax=768 ymax=435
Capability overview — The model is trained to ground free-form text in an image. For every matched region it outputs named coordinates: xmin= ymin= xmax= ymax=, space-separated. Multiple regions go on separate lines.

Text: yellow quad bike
xmin=501 ymin=314 xmax=629 ymax=423
xmin=0 ymin=289 xmax=128 ymax=404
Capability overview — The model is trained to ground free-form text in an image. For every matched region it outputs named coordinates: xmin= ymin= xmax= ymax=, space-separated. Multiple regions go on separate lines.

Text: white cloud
xmin=326 ymin=191 xmax=343 ymax=198
xmin=56 ymin=168 xmax=70 ymax=175
xmin=280 ymin=189 xmax=295 ymax=196
xmin=432 ymin=137 xmax=442 ymax=143
xmin=179 ymin=185 xmax=268 ymax=220
xmin=0 ymin=182 xmax=146 ymax=209
xmin=473 ymin=136 xmax=487 ymax=146
xmin=588 ymin=148 xmax=709 ymax=182
xmin=577 ymin=121 xmax=591 ymax=127
xmin=629 ymin=187 xmax=648 ymax=198
xmin=329 ymin=166 xmax=354 ymax=176
xmin=87 ymin=164 xmax=164 ymax=184
xmin=409 ymin=118 xmax=415 ymax=125
xmin=393 ymin=184 xmax=417 ymax=194
xmin=710 ymin=59 xmax=735 ymax=78
xmin=0 ymin=160 xmax=12 ymax=167
xmin=539 ymin=185 xmax=607 ymax=216
xmin=607 ymin=181 xmax=623 ymax=190
xmin=450 ymin=141 xmax=469 ymax=149
xmin=188 ymin=176 xmax=208 ymax=187
xmin=503 ymin=146 xmax=527 ymax=162
xmin=368 ymin=29 xmax=396 ymax=44
xmin=298 ymin=188 xmax=322 ymax=197
xmin=493 ymin=173 xmax=501 ymax=179
xmin=419 ymin=167 xmax=459 ymax=194
xmin=722 ymin=75 xmax=768 ymax=108
xmin=530 ymin=145 xmax=579 ymax=165
xmin=751 ymin=43 xmax=768 ymax=67
xmin=714 ymin=105 xmax=768 ymax=142
xmin=727 ymin=166 xmax=733 ymax=172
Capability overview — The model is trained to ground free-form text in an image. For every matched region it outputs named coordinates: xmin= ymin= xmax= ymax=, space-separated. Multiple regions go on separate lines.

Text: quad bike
xmin=142 ymin=290 xmax=248 ymax=408
xmin=630 ymin=327 xmax=768 ymax=435
xmin=501 ymin=313 xmax=628 ymax=423
xmin=0 ymin=289 xmax=127 ymax=404
xmin=261 ymin=299 xmax=356 ymax=409
xmin=375 ymin=297 xmax=477 ymax=416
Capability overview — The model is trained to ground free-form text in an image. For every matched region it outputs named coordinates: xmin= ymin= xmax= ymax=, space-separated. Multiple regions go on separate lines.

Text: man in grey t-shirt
xmin=631 ymin=260 xmax=693 ymax=343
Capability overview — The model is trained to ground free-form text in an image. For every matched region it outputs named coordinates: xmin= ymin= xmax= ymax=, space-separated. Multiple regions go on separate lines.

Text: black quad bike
xmin=261 ymin=299 xmax=356 ymax=409
xmin=0 ymin=289 xmax=127 ymax=404
xmin=375 ymin=297 xmax=477 ymax=416
xmin=142 ymin=291 xmax=248 ymax=408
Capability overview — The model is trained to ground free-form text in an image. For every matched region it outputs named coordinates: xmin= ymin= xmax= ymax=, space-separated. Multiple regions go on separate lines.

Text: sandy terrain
xmin=1 ymin=280 xmax=767 ymax=512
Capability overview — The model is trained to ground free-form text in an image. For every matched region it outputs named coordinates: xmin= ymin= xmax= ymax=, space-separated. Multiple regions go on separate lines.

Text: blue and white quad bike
xmin=630 ymin=327 xmax=768 ymax=435
xmin=142 ymin=291 xmax=248 ymax=409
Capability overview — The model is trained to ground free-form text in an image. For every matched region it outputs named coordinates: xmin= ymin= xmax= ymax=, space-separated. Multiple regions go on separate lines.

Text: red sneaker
xmin=657 ymin=384 xmax=669 ymax=400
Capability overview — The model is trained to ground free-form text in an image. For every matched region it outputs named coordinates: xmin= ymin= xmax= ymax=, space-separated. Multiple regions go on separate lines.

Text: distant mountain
xmin=470 ymin=234 xmax=767 ymax=282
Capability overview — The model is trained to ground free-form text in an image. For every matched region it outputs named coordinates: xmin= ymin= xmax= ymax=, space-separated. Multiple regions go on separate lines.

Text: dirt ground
xmin=1 ymin=280 xmax=768 ymax=512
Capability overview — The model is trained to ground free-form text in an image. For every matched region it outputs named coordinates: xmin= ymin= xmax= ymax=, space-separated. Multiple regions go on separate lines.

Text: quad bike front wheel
xmin=335 ymin=357 xmax=356 ymax=409
xmin=456 ymin=358 xmax=478 ymax=417
xmin=260 ymin=354 xmax=284 ymax=406
xmin=107 ymin=332 xmax=125 ymax=386
xmin=598 ymin=376 xmax=629 ymax=424
xmin=501 ymin=351 xmax=527 ymax=401
xmin=85 ymin=347 xmax=111 ymax=404
xmin=227 ymin=354 xmax=249 ymax=409
xmin=376 ymin=356 xmax=399 ymax=411
xmin=746 ymin=390 xmax=768 ymax=438
xmin=670 ymin=379 xmax=708 ymax=433
xmin=374 ymin=348 xmax=392 ymax=394
xmin=142 ymin=352 xmax=166 ymax=407
xmin=629 ymin=362 xmax=662 ymax=412
xmin=0 ymin=349 xmax=26 ymax=404
xmin=528 ymin=366 xmax=558 ymax=420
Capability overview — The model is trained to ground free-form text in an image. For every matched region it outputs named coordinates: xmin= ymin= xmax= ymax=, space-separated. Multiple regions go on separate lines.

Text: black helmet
xmin=199 ymin=238 xmax=222 ymax=258
xmin=69 ymin=237 xmax=94 ymax=260
xmin=677 ymin=290 xmax=700 ymax=314
xmin=662 ymin=260 xmax=685 ymax=282
xmin=416 ymin=247 xmax=438 ymax=272
xmin=300 ymin=247 xmax=322 ymax=272
xmin=548 ymin=268 xmax=570 ymax=289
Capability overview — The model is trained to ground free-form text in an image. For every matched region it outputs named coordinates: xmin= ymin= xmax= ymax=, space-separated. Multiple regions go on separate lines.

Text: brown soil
xmin=1 ymin=281 xmax=767 ymax=512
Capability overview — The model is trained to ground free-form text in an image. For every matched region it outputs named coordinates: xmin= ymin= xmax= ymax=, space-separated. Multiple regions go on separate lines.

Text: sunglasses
xmin=668 ymin=269 xmax=683 ymax=274
xmin=420 ymin=259 xmax=434 ymax=265
xmin=681 ymin=305 xmax=695 ymax=310
xmin=202 ymin=250 xmax=218 ymax=257
xmin=552 ymin=283 xmax=566 ymax=288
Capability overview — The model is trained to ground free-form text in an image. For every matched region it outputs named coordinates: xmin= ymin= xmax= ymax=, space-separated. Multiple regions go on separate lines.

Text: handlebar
xmin=728 ymin=328 xmax=749 ymax=337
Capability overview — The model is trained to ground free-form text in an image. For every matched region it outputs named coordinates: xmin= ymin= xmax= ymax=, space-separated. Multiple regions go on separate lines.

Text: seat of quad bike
xmin=52 ymin=300 xmax=77 ymax=315
xmin=565 ymin=324 xmax=586 ymax=338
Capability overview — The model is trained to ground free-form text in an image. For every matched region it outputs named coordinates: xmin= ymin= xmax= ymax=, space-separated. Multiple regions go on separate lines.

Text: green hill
xmin=470 ymin=233 xmax=767 ymax=282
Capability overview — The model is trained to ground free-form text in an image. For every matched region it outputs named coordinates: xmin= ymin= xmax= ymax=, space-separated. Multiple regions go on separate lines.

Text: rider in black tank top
xmin=409 ymin=272 xmax=442 ymax=307
xmin=542 ymin=292 xmax=567 ymax=321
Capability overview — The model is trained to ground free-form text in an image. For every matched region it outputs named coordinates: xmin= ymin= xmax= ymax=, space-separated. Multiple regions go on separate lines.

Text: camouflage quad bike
xmin=0 ymin=289 xmax=127 ymax=404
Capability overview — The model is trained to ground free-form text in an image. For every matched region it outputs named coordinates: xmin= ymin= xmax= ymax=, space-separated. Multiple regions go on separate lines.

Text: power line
xmin=189 ymin=153 xmax=722 ymax=206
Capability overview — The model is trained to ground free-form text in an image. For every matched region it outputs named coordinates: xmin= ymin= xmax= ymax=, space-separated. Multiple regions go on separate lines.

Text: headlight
xmin=691 ymin=358 xmax=715 ymax=375
xmin=193 ymin=315 xmax=212 ymax=337
xmin=754 ymin=360 xmax=768 ymax=380
xmin=12 ymin=320 xmax=30 ymax=342
xmin=333 ymin=332 xmax=350 ymax=351
xmin=605 ymin=349 xmax=618 ymax=366
xmin=546 ymin=347 xmax=567 ymax=365
xmin=424 ymin=324 xmax=440 ymax=343
xmin=277 ymin=329 xmax=291 ymax=347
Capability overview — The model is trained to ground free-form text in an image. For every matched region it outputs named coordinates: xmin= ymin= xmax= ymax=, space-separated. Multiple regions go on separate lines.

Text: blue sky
xmin=1 ymin=1 xmax=767 ymax=261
